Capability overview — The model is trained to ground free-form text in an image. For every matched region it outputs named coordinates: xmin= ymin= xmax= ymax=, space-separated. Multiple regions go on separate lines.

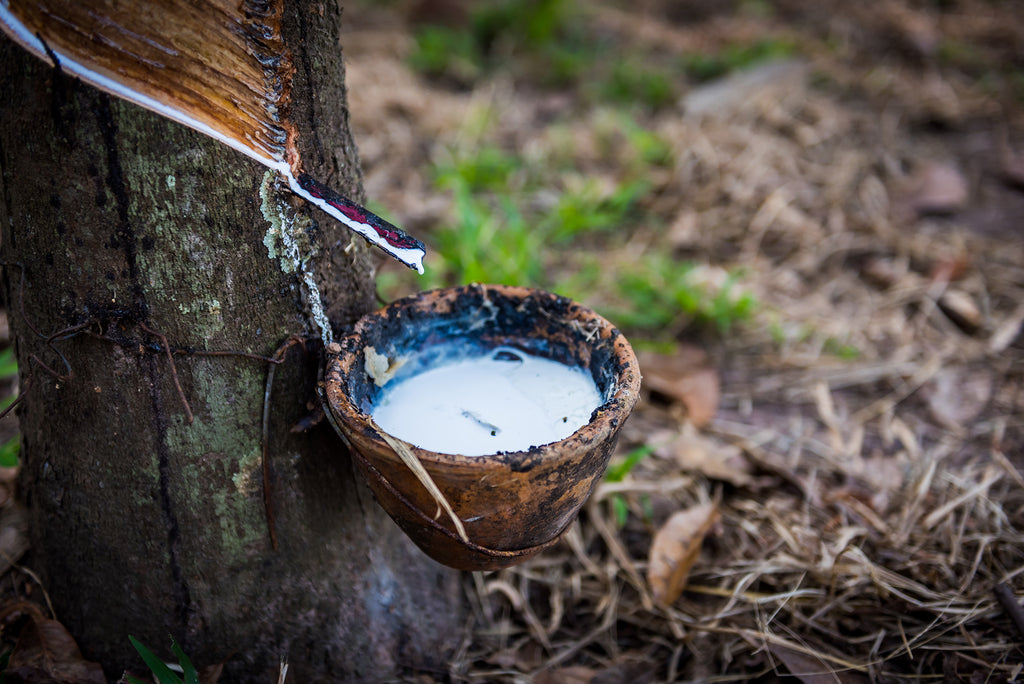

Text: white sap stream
xmin=0 ymin=5 xmax=426 ymax=274
xmin=370 ymin=347 xmax=603 ymax=456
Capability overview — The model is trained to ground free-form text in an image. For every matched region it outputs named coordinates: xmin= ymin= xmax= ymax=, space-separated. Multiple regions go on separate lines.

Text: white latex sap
xmin=370 ymin=346 xmax=602 ymax=456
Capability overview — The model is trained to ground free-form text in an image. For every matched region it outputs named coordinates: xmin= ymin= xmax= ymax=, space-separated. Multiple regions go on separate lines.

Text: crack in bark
xmin=93 ymin=93 xmax=147 ymax=321
xmin=144 ymin=351 xmax=194 ymax=649
xmin=94 ymin=94 xmax=193 ymax=647
xmin=294 ymin=7 xmax=326 ymax=170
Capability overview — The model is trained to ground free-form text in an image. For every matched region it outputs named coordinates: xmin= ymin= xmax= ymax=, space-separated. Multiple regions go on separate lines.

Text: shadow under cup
xmin=323 ymin=284 xmax=641 ymax=571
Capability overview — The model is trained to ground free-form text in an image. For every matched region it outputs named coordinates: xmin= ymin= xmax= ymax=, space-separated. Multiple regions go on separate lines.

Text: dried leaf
xmin=923 ymin=367 xmax=993 ymax=429
xmin=638 ymin=346 xmax=720 ymax=427
xmin=858 ymin=454 xmax=907 ymax=515
xmin=647 ymin=502 xmax=719 ymax=605
xmin=859 ymin=256 xmax=909 ymax=289
xmin=876 ymin=2 xmax=939 ymax=57
xmin=5 ymin=614 xmax=106 ymax=684
xmin=894 ymin=161 xmax=968 ymax=219
xmin=534 ymin=666 xmax=598 ymax=684
xmin=990 ymin=305 xmax=1024 ymax=353
xmin=770 ymin=644 xmax=870 ymax=684
xmin=657 ymin=428 xmax=753 ymax=487
xmin=667 ymin=209 xmax=699 ymax=249
xmin=928 ymin=254 xmax=971 ymax=283
xmin=937 ymin=289 xmax=982 ymax=333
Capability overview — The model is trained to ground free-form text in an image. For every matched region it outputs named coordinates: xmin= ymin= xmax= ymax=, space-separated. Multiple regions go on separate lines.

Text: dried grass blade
xmin=588 ymin=501 xmax=654 ymax=611
xmin=923 ymin=467 xmax=1002 ymax=530
xmin=378 ymin=430 xmax=469 ymax=543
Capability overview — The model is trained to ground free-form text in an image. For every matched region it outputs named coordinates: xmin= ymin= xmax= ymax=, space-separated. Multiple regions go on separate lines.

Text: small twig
xmin=188 ymin=349 xmax=286 ymax=364
xmin=138 ymin=321 xmax=193 ymax=425
xmin=0 ymin=263 xmax=84 ymax=418
xmin=87 ymin=329 xmax=287 ymax=366
xmin=0 ymin=320 xmax=87 ymax=421
xmin=0 ymin=260 xmax=291 ymax=426
xmin=0 ymin=551 xmax=57 ymax=621
xmin=994 ymin=583 xmax=1024 ymax=641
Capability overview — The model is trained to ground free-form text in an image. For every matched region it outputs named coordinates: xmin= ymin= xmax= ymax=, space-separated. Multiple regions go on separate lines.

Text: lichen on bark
xmin=259 ymin=170 xmax=334 ymax=344
xmin=0 ymin=2 xmax=461 ymax=679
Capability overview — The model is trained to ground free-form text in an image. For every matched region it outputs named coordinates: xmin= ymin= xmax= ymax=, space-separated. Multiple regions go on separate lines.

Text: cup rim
xmin=324 ymin=283 xmax=641 ymax=467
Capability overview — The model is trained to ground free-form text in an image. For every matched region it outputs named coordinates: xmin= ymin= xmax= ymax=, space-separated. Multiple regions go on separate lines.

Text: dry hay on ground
xmin=454 ymin=86 xmax=1023 ymax=684
xmin=342 ymin=4 xmax=1024 ymax=680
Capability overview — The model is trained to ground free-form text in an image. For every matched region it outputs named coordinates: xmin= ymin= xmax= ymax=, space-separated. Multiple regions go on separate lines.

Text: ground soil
xmin=1 ymin=0 xmax=1022 ymax=681
xmin=339 ymin=1 xmax=1024 ymax=681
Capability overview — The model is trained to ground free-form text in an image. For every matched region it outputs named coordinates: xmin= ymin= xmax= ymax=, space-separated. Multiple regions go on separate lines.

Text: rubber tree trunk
xmin=0 ymin=4 xmax=462 ymax=681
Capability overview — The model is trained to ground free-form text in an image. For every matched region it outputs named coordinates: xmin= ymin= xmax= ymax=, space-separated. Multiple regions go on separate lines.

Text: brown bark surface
xmin=0 ymin=3 xmax=461 ymax=680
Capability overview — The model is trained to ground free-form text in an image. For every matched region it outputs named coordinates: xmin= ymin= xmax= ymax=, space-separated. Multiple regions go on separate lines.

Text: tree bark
xmin=0 ymin=3 xmax=462 ymax=681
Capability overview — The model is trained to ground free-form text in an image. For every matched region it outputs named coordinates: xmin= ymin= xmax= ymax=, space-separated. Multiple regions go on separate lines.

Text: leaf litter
xmin=338 ymin=0 xmax=1024 ymax=680
xmin=0 ymin=600 xmax=105 ymax=684
xmin=0 ymin=0 xmax=1022 ymax=680
xmin=647 ymin=501 xmax=721 ymax=606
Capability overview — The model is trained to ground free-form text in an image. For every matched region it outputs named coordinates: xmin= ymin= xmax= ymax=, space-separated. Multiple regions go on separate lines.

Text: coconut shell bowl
xmin=323 ymin=284 xmax=641 ymax=571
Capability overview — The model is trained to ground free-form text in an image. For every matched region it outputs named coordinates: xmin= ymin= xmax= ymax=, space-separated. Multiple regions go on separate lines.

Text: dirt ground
xmin=340 ymin=1 xmax=1024 ymax=681
xmin=0 ymin=0 xmax=1021 ymax=681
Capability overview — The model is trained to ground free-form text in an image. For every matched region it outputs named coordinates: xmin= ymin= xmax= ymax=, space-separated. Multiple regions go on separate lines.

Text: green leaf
xmin=611 ymin=494 xmax=629 ymax=527
xmin=0 ymin=436 xmax=19 ymax=468
xmin=170 ymin=639 xmax=200 ymax=684
xmin=129 ymin=635 xmax=183 ymax=684
xmin=0 ymin=348 xmax=16 ymax=380
xmin=605 ymin=444 xmax=654 ymax=483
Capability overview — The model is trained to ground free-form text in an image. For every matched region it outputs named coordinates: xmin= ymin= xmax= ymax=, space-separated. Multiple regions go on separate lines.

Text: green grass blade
xmin=128 ymin=635 xmax=183 ymax=684
xmin=0 ymin=348 xmax=17 ymax=379
xmin=0 ymin=436 xmax=19 ymax=468
xmin=170 ymin=639 xmax=200 ymax=684
xmin=605 ymin=444 xmax=654 ymax=483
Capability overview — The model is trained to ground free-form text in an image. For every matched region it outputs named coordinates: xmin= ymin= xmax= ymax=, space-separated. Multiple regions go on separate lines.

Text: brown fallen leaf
xmin=923 ymin=367 xmax=993 ymax=430
xmin=647 ymin=502 xmax=719 ymax=605
xmin=989 ymin=304 xmax=1024 ymax=353
xmin=875 ymin=1 xmax=939 ymax=58
xmin=894 ymin=161 xmax=968 ymax=220
xmin=638 ymin=346 xmax=720 ymax=427
xmin=534 ymin=666 xmax=598 ymax=684
xmin=2 ymin=603 xmax=106 ymax=684
xmin=667 ymin=209 xmax=699 ymax=250
xmin=859 ymin=256 xmax=911 ymax=290
xmin=770 ymin=644 xmax=870 ymax=684
xmin=937 ymin=288 xmax=982 ymax=334
xmin=656 ymin=426 xmax=753 ymax=487
xmin=928 ymin=254 xmax=971 ymax=283
xmin=857 ymin=454 xmax=907 ymax=516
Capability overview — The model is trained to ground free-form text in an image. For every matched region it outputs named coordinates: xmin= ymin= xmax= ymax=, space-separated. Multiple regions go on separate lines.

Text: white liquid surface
xmin=370 ymin=347 xmax=603 ymax=456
